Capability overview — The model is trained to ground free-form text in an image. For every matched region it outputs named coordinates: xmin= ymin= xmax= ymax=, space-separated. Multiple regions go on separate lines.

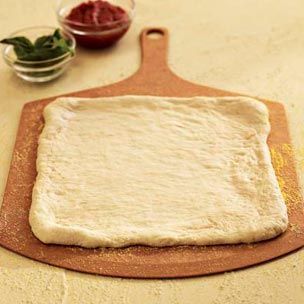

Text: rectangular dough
xmin=29 ymin=96 xmax=288 ymax=248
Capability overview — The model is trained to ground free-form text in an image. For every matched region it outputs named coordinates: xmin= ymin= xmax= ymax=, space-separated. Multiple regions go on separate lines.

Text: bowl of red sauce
xmin=57 ymin=0 xmax=135 ymax=48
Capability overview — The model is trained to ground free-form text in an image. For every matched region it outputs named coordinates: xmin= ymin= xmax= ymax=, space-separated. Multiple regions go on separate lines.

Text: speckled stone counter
xmin=1 ymin=1 xmax=304 ymax=303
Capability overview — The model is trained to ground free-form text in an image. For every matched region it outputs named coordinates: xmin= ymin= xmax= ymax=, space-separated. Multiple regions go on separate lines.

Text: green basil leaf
xmin=19 ymin=47 xmax=67 ymax=61
xmin=13 ymin=45 xmax=30 ymax=58
xmin=54 ymin=38 xmax=70 ymax=51
xmin=53 ymin=29 xmax=62 ymax=40
xmin=34 ymin=35 xmax=53 ymax=49
xmin=0 ymin=37 xmax=34 ymax=51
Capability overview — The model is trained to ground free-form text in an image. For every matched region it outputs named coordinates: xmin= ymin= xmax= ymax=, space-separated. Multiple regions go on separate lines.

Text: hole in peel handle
xmin=140 ymin=27 xmax=169 ymax=72
xmin=145 ymin=29 xmax=165 ymax=40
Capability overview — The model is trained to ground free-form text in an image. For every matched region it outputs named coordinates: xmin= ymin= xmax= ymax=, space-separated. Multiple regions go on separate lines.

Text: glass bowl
xmin=56 ymin=0 xmax=135 ymax=48
xmin=2 ymin=26 xmax=76 ymax=83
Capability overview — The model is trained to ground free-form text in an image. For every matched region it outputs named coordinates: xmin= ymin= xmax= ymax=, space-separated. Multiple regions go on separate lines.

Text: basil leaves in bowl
xmin=1 ymin=26 xmax=76 ymax=82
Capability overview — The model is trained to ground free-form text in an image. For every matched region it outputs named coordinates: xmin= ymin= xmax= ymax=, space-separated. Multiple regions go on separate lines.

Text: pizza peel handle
xmin=139 ymin=28 xmax=169 ymax=73
xmin=87 ymin=27 xmax=184 ymax=97
xmin=130 ymin=27 xmax=227 ymax=97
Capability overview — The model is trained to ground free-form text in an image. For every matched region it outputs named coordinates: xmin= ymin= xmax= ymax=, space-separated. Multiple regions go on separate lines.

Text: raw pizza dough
xmin=29 ymin=95 xmax=288 ymax=248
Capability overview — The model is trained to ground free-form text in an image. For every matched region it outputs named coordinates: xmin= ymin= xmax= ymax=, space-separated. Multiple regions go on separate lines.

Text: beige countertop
xmin=1 ymin=0 xmax=304 ymax=303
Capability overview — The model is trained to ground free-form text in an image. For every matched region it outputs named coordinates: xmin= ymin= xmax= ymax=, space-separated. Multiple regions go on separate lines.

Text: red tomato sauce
xmin=65 ymin=0 xmax=131 ymax=48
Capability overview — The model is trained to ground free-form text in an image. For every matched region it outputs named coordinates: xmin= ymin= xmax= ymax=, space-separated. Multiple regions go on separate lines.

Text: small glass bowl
xmin=56 ymin=0 xmax=135 ymax=48
xmin=2 ymin=26 xmax=76 ymax=83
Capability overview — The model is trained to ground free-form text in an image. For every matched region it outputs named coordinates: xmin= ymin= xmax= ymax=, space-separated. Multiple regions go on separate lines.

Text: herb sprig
xmin=1 ymin=29 xmax=74 ymax=61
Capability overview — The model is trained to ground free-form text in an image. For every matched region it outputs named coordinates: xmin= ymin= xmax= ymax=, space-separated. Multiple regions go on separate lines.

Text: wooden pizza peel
xmin=0 ymin=28 xmax=303 ymax=278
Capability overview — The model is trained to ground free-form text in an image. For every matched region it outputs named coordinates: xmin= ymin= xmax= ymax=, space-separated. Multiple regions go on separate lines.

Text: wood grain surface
xmin=0 ymin=28 xmax=303 ymax=278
